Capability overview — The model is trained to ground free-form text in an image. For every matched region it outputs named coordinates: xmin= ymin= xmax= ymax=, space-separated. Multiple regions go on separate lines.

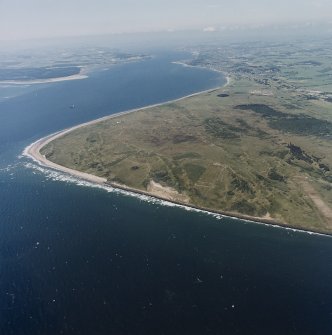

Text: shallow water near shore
xmin=1 ymin=51 xmax=332 ymax=335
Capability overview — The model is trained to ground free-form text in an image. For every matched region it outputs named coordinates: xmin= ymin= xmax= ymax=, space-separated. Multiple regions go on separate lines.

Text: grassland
xmin=40 ymin=39 xmax=332 ymax=233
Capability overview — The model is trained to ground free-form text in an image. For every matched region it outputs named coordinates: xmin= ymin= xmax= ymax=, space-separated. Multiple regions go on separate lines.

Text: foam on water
xmin=0 ymin=162 xmax=21 ymax=173
xmin=22 ymin=160 xmax=223 ymax=217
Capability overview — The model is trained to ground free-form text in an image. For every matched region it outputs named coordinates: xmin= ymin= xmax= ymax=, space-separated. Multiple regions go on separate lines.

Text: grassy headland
xmin=40 ymin=40 xmax=332 ymax=233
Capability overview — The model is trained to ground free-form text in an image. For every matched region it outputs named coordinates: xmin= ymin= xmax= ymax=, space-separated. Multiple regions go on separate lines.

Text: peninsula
xmin=25 ymin=40 xmax=332 ymax=234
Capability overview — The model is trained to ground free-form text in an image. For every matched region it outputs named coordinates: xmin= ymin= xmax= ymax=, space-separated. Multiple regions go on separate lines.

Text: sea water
xmin=0 ymin=51 xmax=332 ymax=335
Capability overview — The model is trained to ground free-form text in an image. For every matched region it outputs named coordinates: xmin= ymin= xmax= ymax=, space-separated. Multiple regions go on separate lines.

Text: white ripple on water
xmin=22 ymin=160 xmax=332 ymax=238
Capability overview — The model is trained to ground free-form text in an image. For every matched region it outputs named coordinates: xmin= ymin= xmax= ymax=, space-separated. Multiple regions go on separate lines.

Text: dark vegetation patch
xmin=174 ymin=152 xmax=201 ymax=160
xmin=230 ymin=199 xmax=256 ymax=216
xmin=235 ymin=104 xmax=332 ymax=137
xmin=172 ymin=134 xmax=197 ymax=144
xmin=131 ymin=165 xmax=140 ymax=170
xmin=150 ymin=164 xmax=185 ymax=191
xmin=44 ymin=152 xmax=54 ymax=160
xmin=289 ymin=161 xmax=316 ymax=174
xmin=255 ymin=128 xmax=269 ymax=139
xmin=88 ymin=162 xmax=99 ymax=169
xmin=287 ymin=143 xmax=313 ymax=163
xmin=325 ymin=176 xmax=332 ymax=183
xmin=151 ymin=169 xmax=172 ymax=185
xmin=268 ymin=198 xmax=281 ymax=214
xmin=285 ymin=145 xmax=330 ymax=177
xmin=149 ymin=136 xmax=168 ymax=146
xmin=204 ymin=117 xmax=269 ymax=139
xmin=235 ymin=104 xmax=284 ymax=118
xmin=255 ymin=173 xmax=273 ymax=187
xmin=184 ymin=163 xmax=206 ymax=183
xmin=86 ymin=133 xmax=99 ymax=143
xmin=319 ymin=163 xmax=330 ymax=172
xmin=270 ymin=116 xmax=332 ymax=137
xmin=259 ymin=149 xmax=289 ymax=159
xmin=235 ymin=118 xmax=269 ymax=138
xmin=322 ymin=184 xmax=332 ymax=191
xmin=235 ymin=118 xmax=250 ymax=129
xmin=231 ymin=176 xmax=254 ymax=194
xmin=282 ymin=104 xmax=300 ymax=110
xmin=108 ymin=155 xmax=132 ymax=167
xmin=304 ymin=95 xmax=319 ymax=100
xmin=204 ymin=117 xmax=242 ymax=139
xmin=268 ymin=168 xmax=286 ymax=182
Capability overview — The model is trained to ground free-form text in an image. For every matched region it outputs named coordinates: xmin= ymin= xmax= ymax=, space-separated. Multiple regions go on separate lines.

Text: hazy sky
xmin=1 ymin=0 xmax=332 ymax=40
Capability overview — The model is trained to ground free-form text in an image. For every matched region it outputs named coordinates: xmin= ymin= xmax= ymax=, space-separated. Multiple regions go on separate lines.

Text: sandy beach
xmin=172 ymin=61 xmax=230 ymax=86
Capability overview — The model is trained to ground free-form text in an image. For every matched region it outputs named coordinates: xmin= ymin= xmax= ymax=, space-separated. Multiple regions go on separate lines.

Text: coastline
xmin=0 ymin=67 xmax=88 ymax=85
xmin=172 ymin=61 xmax=231 ymax=86
xmin=23 ymin=85 xmax=225 ymax=184
xmin=23 ymin=86 xmax=331 ymax=237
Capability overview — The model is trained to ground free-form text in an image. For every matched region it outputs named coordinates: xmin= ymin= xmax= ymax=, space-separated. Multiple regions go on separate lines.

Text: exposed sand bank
xmin=0 ymin=73 xmax=88 ymax=85
xmin=23 ymin=88 xmax=332 ymax=236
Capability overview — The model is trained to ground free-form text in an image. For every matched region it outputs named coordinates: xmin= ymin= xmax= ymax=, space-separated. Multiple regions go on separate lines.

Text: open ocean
xmin=0 ymin=51 xmax=332 ymax=335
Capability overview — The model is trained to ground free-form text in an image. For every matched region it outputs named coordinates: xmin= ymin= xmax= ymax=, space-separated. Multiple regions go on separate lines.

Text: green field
xmin=41 ymin=40 xmax=332 ymax=233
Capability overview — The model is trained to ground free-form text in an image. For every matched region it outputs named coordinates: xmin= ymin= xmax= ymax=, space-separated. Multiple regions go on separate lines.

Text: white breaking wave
xmin=21 ymin=158 xmax=331 ymax=238
xmin=0 ymin=162 xmax=21 ymax=173
xmin=22 ymin=160 xmax=224 ymax=219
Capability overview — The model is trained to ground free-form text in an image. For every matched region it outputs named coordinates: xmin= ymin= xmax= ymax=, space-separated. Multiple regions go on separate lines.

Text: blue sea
xmin=0 ymin=51 xmax=332 ymax=335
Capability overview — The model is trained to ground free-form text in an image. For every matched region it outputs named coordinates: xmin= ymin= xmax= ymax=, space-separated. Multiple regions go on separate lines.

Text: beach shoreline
xmin=23 ymin=85 xmax=331 ymax=237
xmin=172 ymin=61 xmax=231 ymax=86
xmin=23 ymin=85 xmax=225 ymax=186
xmin=23 ymin=131 xmax=332 ymax=236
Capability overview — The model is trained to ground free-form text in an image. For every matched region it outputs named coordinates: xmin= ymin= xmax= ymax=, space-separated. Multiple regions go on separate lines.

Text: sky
xmin=1 ymin=0 xmax=332 ymax=40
